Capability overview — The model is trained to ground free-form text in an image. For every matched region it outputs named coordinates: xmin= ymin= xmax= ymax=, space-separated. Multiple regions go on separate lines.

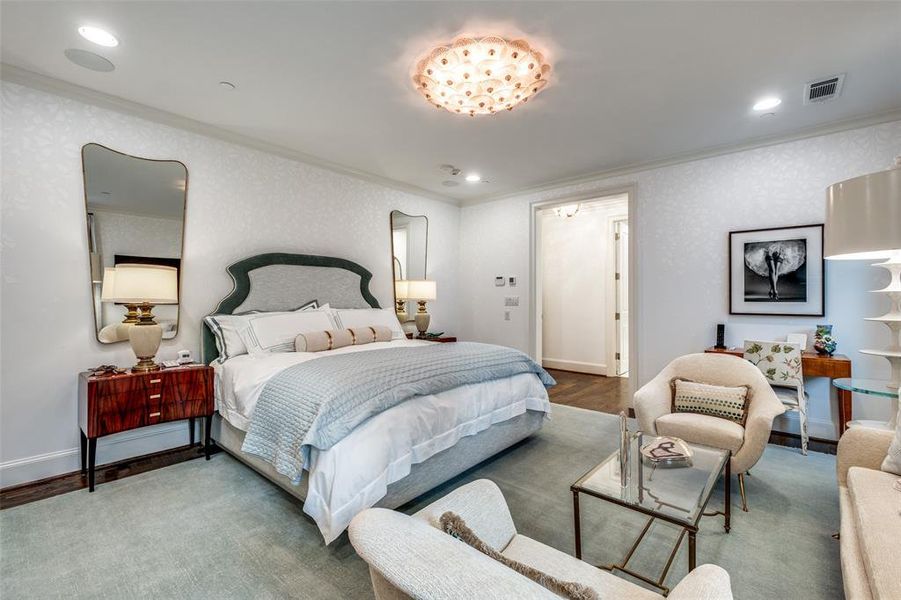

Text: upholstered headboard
xmin=201 ymin=253 xmax=380 ymax=364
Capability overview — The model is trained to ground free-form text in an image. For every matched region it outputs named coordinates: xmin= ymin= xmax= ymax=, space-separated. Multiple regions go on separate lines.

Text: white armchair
xmin=349 ymin=479 xmax=734 ymax=600
xmin=634 ymin=353 xmax=785 ymax=511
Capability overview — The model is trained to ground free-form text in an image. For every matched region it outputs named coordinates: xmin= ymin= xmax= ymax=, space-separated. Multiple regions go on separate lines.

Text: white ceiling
xmin=2 ymin=1 xmax=900 ymax=204
xmin=84 ymin=144 xmax=186 ymax=219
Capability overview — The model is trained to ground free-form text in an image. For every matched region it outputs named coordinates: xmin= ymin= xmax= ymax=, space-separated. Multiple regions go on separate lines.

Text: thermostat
xmin=495 ymin=276 xmax=506 ymax=287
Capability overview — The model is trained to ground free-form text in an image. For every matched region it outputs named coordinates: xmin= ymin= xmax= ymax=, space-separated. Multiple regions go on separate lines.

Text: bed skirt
xmin=210 ymin=410 xmax=544 ymax=510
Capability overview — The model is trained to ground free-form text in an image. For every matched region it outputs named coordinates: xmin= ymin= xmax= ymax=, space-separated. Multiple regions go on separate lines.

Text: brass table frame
xmin=571 ymin=450 xmax=731 ymax=595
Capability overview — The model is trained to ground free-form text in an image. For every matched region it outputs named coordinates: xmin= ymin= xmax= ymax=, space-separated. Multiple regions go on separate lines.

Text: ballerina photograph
xmin=729 ymin=224 xmax=825 ymax=316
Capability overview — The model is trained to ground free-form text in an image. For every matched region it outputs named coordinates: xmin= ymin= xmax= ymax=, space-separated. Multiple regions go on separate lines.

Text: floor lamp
xmin=825 ymin=158 xmax=901 ymax=428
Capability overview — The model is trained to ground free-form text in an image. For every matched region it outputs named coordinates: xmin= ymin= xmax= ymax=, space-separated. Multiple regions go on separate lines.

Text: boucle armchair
xmin=349 ymin=479 xmax=734 ymax=600
xmin=634 ymin=353 xmax=785 ymax=511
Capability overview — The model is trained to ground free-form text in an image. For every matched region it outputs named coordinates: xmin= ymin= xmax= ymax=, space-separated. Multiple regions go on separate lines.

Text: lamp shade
xmin=825 ymin=164 xmax=901 ymax=260
xmin=395 ymin=279 xmax=410 ymax=300
xmin=100 ymin=267 xmax=118 ymax=302
xmin=108 ymin=264 xmax=178 ymax=304
xmin=406 ymin=280 xmax=436 ymax=301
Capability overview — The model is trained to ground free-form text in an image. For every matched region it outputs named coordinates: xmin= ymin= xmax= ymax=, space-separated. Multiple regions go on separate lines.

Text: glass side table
xmin=833 ymin=378 xmax=900 ymax=430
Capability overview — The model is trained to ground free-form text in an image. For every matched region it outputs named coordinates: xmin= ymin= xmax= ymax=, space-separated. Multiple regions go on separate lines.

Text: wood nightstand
xmin=78 ymin=364 xmax=214 ymax=492
xmin=406 ymin=333 xmax=457 ymax=343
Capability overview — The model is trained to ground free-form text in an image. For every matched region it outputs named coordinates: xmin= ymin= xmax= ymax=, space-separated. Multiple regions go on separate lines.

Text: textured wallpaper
xmin=460 ymin=119 xmax=901 ymax=437
xmin=0 ymin=82 xmax=461 ymax=484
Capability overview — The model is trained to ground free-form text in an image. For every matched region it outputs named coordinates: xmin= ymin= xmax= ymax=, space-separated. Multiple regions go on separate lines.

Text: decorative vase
xmin=814 ymin=324 xmax=837 ymax=356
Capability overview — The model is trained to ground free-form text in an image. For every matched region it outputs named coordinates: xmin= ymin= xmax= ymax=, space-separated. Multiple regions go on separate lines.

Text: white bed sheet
xmin=212 ymin=340 xmax=551 ymax=542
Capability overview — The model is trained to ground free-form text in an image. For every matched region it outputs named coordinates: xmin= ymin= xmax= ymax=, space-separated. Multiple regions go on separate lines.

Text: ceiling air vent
xmin=804 ymin=74 xmax=844 ymax=104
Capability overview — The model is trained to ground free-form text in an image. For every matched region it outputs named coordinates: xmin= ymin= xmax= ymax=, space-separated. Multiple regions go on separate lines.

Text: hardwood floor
xmin=546 ymin=368 xmax=631 ymax=415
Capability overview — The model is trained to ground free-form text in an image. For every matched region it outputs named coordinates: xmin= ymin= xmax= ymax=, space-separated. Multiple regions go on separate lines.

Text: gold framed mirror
xmin=82 ymin=143 xmax=187 ymax=344
xmin=390 ymin=211 xmax=428 ymax=322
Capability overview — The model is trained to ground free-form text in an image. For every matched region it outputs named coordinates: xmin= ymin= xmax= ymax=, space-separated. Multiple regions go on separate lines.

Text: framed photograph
xmin=729 ymin=224 xmax=824 ymax=316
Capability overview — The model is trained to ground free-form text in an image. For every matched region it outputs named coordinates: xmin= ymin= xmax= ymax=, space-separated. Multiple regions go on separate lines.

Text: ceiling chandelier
xmin=412 ymin=36 xmax=551 ymax=116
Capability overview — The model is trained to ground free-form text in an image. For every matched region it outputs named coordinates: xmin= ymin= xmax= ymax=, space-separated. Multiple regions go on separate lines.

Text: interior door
xmin=614 ymin=219 xmax=629 ymax=376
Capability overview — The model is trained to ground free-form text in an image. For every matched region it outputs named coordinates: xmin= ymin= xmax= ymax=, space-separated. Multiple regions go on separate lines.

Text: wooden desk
xmin=704 ymin=347 xmax=853 ymax=434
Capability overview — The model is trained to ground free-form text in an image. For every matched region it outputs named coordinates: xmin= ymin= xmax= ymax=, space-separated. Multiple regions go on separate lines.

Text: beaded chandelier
xmin=412 ymin=36 xmax=551 ymax=116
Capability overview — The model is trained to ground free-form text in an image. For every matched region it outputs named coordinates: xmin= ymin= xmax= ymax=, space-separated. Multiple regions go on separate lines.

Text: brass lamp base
xmin=128 ymin=303 xmax=162 ymax=373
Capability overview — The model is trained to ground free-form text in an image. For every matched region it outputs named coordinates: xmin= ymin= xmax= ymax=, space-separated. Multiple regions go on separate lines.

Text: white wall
xmin=540 ymin=200 xmax=627 ymax=374
xmin=460 ymin=120 xmax=901 ymax=440
xmin=0 ymin=82 xmax=461 ymax=486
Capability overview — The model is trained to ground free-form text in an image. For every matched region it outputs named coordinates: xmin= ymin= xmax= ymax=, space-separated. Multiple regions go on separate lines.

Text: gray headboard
xmin=201 ymin=252 xmax=380 ymax=364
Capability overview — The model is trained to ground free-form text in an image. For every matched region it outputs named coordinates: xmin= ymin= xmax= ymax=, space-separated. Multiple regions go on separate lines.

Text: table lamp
xmin=394 ymin=279 xmax=409 ymax=319
xmin=406 ymin=280 xmax=437 ymax=338
xmin=107 ymin=264 xmax=179 ymax=372
xmin=826 ymin=158 xmax=900 ymax=425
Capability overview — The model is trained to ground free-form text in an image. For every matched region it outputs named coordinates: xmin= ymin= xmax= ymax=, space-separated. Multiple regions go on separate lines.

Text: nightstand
xmin=78 ymin=364 xmax=214 ymax=492
xmin=406 ymin=333 xmax=457 ymax=343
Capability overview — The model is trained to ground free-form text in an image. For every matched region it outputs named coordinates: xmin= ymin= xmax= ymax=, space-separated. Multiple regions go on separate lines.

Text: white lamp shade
xmin=100 ymin=267 xmax=118 ymax=302
xmin=108 ymin=264 xmax=178 ymax=304
xmin=395 ymin=280 xmax=410 ymax=300
xmin=826 ymin=165 xmax=901 ymax=259
xmin=406 ymin=280 xmax=436 ymax=301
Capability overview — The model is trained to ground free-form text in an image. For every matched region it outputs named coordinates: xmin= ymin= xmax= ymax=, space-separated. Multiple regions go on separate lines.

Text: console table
xmin=704 ymin=347 xmax=853 ymax=434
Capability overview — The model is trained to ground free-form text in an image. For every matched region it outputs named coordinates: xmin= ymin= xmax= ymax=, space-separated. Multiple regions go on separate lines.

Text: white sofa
xmin=836 ymin=426 xmax=900 ymax=600
xmin=349 ymin=479 xmax=733 ymax=600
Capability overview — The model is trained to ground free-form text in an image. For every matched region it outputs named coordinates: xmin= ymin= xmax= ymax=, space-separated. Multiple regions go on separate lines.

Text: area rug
xmin=0 ymin=405 xmax=841 ymax=599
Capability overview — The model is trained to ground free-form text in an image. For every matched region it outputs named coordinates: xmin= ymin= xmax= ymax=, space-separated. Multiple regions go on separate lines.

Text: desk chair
xmin=744 ymin=340 xmax=809 ymax=455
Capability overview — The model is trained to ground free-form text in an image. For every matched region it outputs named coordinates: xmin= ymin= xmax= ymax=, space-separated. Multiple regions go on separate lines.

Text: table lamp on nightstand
xmin=104 ymin=264 xmax=178 ymax=372
xmin=826 ymin=158 xmax=901 ymax=428
xmin=406 ymin=280 xmax=437 ymax=338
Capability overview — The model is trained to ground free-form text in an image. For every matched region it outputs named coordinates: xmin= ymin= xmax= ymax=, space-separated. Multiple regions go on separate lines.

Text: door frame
xmin=529 ymin=183 xmax=639 ymax=392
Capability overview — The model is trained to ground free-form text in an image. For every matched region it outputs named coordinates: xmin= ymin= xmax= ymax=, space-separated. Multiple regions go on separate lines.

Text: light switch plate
xmin=508 ymin=276 xmax=517 ymax=287
xmin=495 ymin=276 xmax=505 ymax=287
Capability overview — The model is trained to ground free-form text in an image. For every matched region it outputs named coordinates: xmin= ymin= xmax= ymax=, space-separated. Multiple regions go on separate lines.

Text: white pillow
xmin=240 ymin=309 xmax=336 ymax=354
xmin=204 ymin=300 xmax=321 ymax=362
xmin=333 ymin=308 xmax=405 ymax=340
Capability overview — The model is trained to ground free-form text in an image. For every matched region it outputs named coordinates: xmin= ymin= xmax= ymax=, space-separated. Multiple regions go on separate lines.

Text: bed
xmin=202 ymin=253 xmax=551 ymax=543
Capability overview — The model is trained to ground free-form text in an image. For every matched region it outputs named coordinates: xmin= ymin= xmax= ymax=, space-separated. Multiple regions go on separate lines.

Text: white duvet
xmin=212 ymin=339 xmax=551 ymax=542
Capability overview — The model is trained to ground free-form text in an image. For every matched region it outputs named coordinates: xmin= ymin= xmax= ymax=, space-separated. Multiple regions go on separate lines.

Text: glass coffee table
xmin=571 ymin=434 xmax=731 ymax=594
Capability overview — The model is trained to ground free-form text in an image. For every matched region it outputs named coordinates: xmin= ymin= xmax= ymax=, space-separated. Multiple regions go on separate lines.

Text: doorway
xmin=531 ymin=189 xmax=636 ymax=413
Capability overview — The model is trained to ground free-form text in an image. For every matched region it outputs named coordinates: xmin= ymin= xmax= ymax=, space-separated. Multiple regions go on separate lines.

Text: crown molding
xmin=464 ymin=106 xmax=901 ymax=207
xmin=0 ymin=64 xmax=459 ymax=206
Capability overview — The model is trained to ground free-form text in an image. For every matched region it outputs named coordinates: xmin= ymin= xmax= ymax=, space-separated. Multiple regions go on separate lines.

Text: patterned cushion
xmin=743 ymin=341 xmax=803 ymax=388
xmin=671 ymin=378 xmax=750 ymax=425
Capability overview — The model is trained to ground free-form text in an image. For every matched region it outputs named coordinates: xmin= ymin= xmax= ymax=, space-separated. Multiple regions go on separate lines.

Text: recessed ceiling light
xmin=219 ymin=81 xmax=236 ymax=91
xmin=64 ymin=48 xmax=115 ymax=72
xmin=753 ymin=96 xmax=781 ymax=111
xmin=465 ymin=173 xmax=481 ymax=183
xmin=78 ymin=26 xmax=119 ymax=48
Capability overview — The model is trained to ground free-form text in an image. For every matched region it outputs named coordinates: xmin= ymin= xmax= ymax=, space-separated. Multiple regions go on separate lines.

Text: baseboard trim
xmin=0 ymin=421 xmax=194 ymax=488
xmin=773 ymin=413 xmax=837 ymax=442
xmin=542 ymin=358 xmax=607 ymax=375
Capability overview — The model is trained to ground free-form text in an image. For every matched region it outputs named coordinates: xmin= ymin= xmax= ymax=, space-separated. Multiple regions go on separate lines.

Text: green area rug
xmin=1 ymin=405 xmax=841 ymax=599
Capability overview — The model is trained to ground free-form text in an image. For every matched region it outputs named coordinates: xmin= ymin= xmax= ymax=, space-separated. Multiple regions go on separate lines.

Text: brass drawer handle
xmin=149 ymin=379 xmax=162 ymax=384
xmin=149 ymin=394 xmax=161 ymax=399
xmin=149 ymin=412 xmax=161 ymax=417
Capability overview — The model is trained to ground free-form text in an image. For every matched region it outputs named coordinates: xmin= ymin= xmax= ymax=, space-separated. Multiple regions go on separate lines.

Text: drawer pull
xmin=149 ymin=394 xmax=161 ymax=399
xmin=149 ymin=379 xmax=162 ymax=384
xmin=149 ymin=412 xmax=161 ymax=418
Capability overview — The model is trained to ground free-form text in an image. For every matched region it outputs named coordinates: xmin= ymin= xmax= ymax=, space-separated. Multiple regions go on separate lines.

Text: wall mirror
xmin=390 ymin=210 xmax=428 ymax=322
xmin=83 ymin=143 xmax=187 ymax=343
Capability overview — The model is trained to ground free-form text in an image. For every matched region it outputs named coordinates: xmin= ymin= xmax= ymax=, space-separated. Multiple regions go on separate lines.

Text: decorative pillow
xmin=204 ymin=300 xmax=319 ymax=363
xmin=881 ymin=411 xmax=901 ymax=476
xmin=439 ymin=512 xmax=598 ymax=600
xmin=295 ymin=326 xmax=393 ymax=352
xmin=239 ymin=308 xmax=335 ymax=355
xmin=672 ymin=378 xmax=750 ymax=425
xmin=333 ymin=308 xmax=406 ymax=340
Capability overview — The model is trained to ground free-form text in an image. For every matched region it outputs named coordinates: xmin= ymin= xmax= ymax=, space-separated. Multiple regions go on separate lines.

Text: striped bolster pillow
xmin=295 ymin=326 xmax=393 ymax=352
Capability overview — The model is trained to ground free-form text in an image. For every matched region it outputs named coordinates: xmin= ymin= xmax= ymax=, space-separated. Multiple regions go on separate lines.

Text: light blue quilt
xmin=241 ymin=342 xmax=555 ymax=483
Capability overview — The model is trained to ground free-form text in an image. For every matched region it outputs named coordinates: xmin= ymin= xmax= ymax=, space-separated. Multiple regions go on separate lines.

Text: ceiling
xmin=2 ymin=2 xmax=900 ymax=204
xmin=84 ymin=144 xmax=186 ymax=219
